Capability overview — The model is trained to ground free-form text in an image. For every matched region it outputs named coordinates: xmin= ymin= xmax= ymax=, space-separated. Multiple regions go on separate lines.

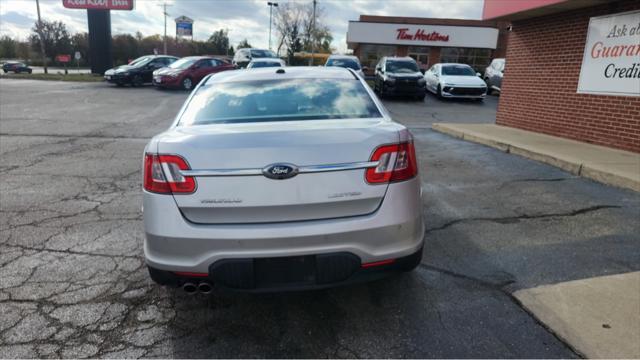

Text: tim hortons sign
xmin=396 ymin=28 xmax=449 ymax=42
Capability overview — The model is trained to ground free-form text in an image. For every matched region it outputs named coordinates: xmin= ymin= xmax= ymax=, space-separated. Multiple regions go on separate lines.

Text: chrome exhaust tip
xmin=198 ymin=282 xmax=213 ymax=294
xmin=183 ymin=282 xmax=197 ymax=294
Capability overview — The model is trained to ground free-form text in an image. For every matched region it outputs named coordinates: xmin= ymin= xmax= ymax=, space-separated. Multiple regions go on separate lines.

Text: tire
xmin=2 ymin=70 xmax=7 ymax=73
xmin=131 ymin=75 xmax=143 ymax=87
xmin=436 ymin=84 xmax=443 ymax=99
xmin=484 ymin=78 xmax=493 ymax=95
xmin=116 ymin=82 xmax=124 ymax=87
xmin=28 ymin=69 xmax=32 ymax=74
xmin=181 ymin=77 xmax=193 ymax=91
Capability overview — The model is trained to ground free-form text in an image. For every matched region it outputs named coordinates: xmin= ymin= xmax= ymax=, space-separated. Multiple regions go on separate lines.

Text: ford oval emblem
xmin=262 ymin=163 xmax=299 ymax=180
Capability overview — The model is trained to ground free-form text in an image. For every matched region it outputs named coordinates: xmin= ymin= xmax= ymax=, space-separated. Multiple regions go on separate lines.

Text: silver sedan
xmin=143 ymin=66 xmax=424 ymax=293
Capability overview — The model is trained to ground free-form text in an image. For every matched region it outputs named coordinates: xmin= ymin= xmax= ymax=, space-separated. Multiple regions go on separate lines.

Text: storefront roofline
xmin=482 ymin=0 xmax=612 ymax=21
xmin=357 ymin=15 xmax=500 ymax=28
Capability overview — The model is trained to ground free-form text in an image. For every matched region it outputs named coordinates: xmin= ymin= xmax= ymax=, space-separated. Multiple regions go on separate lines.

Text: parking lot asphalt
xmin=1 ymin=79 xmax=638 ymax=358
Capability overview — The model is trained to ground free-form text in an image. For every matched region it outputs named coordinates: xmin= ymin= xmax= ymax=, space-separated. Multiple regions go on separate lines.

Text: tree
xmin=285 ymin=23 xmax=303 ymax=64
xmin=274 ymin=2 xmax=332 ymax=60
xmin=237 ymin=39 xmax=252 ymax=49
xmin=112 ymin=34 xmax=139 ymax=65
xmin=300 ymin=2 xmax=332 ymax=55
xmin=29 ymin=20 xmax=72 ymax=62
xmin=208 ymin=29 xmax=230 ymax=55
xmin=0 ymin=36 xmax=17 ymax=59
xmin=71 ymin=32 xmax=89 ymax=65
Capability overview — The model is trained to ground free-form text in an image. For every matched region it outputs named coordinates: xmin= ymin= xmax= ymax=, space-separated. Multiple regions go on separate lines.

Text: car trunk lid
xmin=156 ymin=119 xmax=400 ymax=224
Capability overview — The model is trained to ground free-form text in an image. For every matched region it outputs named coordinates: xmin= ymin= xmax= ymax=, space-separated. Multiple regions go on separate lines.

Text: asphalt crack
xmin=425 ymin=204 xmax=622 ymax=234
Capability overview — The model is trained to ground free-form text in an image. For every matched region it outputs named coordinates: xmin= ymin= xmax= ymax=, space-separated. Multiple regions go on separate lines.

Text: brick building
xmin=483 ymin=0 xmax=640 ymax=153
xmin=346 ymin=16 xmax=509 ymax=73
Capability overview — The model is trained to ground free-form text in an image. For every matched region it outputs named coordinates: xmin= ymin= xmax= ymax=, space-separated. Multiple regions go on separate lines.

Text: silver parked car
xmin=143 ymin=67 xmax=424 ymax=293
xmin=484 ymin=58 xmax=505 ymax=94
xmin=324 ymin=54 xmax=366 ymax=78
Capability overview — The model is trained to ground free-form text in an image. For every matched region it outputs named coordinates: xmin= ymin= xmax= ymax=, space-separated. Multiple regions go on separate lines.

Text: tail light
xmin=366 ymin=141 xmax=418 ymax=184
xmin=143 ymin=154 xmax=196 ymax=194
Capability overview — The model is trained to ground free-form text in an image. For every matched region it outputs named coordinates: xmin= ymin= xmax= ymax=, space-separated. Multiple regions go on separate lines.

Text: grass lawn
xmin=0 ymin=73 xmax=103 ymax=82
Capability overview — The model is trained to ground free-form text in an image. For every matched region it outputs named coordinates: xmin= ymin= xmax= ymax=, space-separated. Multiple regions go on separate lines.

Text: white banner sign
xmin=577 ymin=10 xmax=640 ymax=97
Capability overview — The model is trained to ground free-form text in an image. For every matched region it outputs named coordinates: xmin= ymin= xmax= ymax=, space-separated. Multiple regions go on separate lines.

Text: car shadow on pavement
xmin=159 ymin=266 xmax=576 ymax=358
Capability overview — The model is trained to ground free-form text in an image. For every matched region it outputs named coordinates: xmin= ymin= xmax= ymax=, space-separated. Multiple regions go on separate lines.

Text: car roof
xmin=384 ymin=56 xmax=415 ymax=61
xmin=205 ymin=66 xmax=357 ymax=84
xmin=438 ymin=63 xmax=473 ymax=66
xmin=328 ymin=55 xmax=358 ymax=59
xmin=249 ymin=58 xmax=282 ymax=62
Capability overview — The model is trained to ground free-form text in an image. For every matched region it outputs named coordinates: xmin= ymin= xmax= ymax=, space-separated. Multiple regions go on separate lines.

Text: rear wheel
xmin=28 ymin=69 xmax=32 ymax=74
xmin=181 ymin=77 xmax=193 ymax=91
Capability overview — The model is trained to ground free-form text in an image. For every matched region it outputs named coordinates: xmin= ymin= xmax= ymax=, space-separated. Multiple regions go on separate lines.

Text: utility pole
xmin=35 ymin=0 xmax=47 ymax=74
xmin=158 ymin=2 xmax=172 ymax=55
xmin=267 ymin=2 xmax=278 ymax=50
xmin=309 ymin=0 xmax=316 ymax=66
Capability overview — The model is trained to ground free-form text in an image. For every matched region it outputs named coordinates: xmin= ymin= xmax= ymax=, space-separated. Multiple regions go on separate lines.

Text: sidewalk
xmin=514 ymin=272 xmax=640 ymax=358
xmin=432 ymin=123 xmax=640 ymax=192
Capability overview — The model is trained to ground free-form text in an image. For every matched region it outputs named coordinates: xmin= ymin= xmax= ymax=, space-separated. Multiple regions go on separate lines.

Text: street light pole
xmin=35 ymin=0 xmax=47 ymax=74
xmin=267 ymin=2 xmax=278 ymax=50
xmin=309 ymin=0 xmax=316 ymax=66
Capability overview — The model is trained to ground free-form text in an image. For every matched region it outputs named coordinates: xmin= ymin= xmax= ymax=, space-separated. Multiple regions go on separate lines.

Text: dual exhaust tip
xmin=183 ymin=282 xmax=213 ymax=294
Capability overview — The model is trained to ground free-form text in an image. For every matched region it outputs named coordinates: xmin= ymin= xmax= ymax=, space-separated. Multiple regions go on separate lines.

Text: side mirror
xmin=362 ymin=66 xmax=369 ymax=72
xmin=420 ymin=69 xmax=425 ymax=74
xmin=476 ymin=72 xmax=482 ymax=77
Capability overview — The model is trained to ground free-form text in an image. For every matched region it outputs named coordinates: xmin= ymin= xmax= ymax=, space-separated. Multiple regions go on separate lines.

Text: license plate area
xmin=209 ymin=252 xmax=360 ymax=290
xmin=255 ymin=255 xmax=316 ymax=287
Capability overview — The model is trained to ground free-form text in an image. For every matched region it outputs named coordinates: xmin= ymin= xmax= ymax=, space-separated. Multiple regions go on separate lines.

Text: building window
xmin=359 ymin=44 xmax=397 ymax=69
xmin=440 ymin=47 xmax=492 ymax=72
xmin=408 ymin=46 xmax=429 ymax=70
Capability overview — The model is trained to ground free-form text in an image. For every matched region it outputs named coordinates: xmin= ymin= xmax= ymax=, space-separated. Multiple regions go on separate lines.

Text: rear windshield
xmin=169 ymin=58 xmax=198 ymax=69
xmin=178 ymin=79 xmax=382 ymax=126
xmin=248 ymin=61 xmax=281 ymax=68
xmin=250 ymin=49 xmax=277 ymax=58
xmin=442 ymin=65 xmax=476 ymax=76
xmin=326 ymin=58 xmax=361 ymax=70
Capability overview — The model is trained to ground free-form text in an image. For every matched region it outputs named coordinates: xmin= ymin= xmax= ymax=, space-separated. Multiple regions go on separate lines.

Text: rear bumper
xmin=143 ymin=177 xmax=424 ymax=275
xmin=147 ymin=245 xmax=423 ymax=291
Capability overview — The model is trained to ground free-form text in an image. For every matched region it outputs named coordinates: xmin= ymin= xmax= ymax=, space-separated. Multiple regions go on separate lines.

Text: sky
xmin=0 ymin=0 xmax=484 ymax=53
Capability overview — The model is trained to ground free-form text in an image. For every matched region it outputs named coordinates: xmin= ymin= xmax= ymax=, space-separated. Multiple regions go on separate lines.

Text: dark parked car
xmin=484 ymin=58 xmax=505 ymax=94
xmin=232 ymin=48 xmax=278 ymax=68
xmin=2 ymin=62 xmax=32 ymax=74
xmin=373 ymin=56 xmax=426 ymax=100
xmin=104 ymin=55 xmax=178 ymax=86
xmin=153 ymin=56 xmax=235 ymax=90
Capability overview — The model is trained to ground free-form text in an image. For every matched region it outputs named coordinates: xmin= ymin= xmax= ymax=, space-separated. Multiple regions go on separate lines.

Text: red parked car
xmin=152 ymin=56 xmax=234 ymax=90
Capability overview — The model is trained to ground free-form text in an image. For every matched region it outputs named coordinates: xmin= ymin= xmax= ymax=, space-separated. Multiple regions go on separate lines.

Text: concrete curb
xmin=431 ymin=123 xmax=640 ymax=192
